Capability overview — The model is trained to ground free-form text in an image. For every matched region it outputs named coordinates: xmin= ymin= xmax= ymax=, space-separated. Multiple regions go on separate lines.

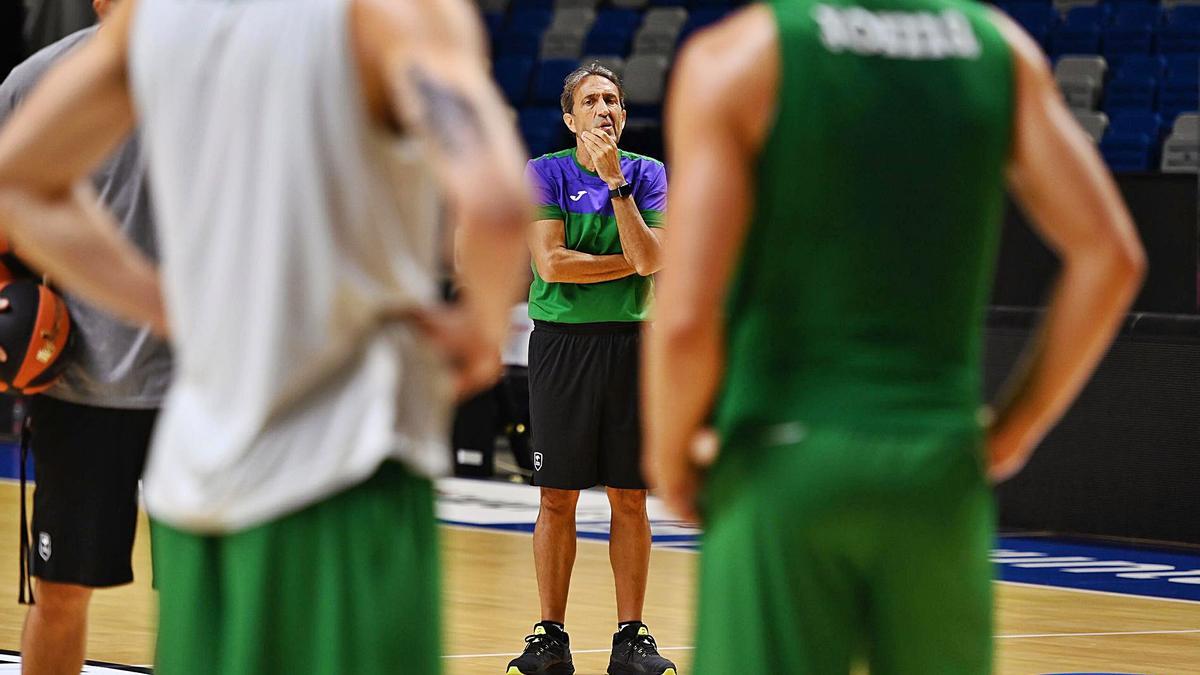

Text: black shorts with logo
xmin=29 ymin=396 xmax=157 ymax=587
xmin=528 ymin=320 xmax=646 ymax=490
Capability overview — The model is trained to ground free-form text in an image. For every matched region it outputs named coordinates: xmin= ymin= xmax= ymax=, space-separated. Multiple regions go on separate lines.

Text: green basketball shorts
xmin=151 ymin=462 xmax=441 ymax=675
xmin=694 ymin=424 xmax=995 ymax=674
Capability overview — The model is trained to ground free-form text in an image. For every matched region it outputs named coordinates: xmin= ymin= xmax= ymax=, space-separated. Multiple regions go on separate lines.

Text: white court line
xmin=997 ymin=580 xmax=1200 ymax=605
xmin=442 ymin=629 xmax=1200 ymax=660
xmin=997 ymin=628 xmax=1200 ymax=639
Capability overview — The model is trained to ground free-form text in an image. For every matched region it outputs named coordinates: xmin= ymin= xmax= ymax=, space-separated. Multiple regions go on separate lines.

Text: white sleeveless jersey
xmin=129 ymin=0 xmax=451 ymax=532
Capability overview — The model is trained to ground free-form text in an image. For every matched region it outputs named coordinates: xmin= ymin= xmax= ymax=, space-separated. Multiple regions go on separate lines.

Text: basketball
xmin=0 ymin=278 xmax=72 ymax=394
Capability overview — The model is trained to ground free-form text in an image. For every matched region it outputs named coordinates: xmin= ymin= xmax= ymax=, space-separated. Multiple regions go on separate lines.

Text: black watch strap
xmin=609 ymin=182 xmax=633 ymax=199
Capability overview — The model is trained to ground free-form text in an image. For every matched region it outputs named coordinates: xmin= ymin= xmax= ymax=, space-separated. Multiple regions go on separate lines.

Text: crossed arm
xmin=528 ymin=218 xmax=637 ymax=284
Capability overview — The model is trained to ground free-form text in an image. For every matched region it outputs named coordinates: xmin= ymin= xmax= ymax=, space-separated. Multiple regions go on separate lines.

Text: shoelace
xmin=522 ymin=633 xmax=559 ymax=657
xmin=629 ymin=633 xmax=660 ymax=657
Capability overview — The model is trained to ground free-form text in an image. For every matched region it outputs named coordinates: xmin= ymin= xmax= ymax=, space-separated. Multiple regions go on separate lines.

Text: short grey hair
xmin=560 ymin=62 xmax=625 ymax=115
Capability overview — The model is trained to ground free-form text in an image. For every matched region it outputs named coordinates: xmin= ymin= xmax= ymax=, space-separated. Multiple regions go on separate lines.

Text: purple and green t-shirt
xmin=526 ymin=147 xmax=668 ymax=323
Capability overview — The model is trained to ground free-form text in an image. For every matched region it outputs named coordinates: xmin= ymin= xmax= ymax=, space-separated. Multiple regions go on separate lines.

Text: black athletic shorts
xmin=29 ymin=396 xmax=157 ymax=587
xmin=528 ymin=320 xmax=646 ymax=490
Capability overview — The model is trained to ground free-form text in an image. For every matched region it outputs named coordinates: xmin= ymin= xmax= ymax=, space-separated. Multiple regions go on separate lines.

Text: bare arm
xmin=0 ymin=0 xmax=167 ymax=335
xmin=529 ymin=217 xmax=636 ymax=284
xmin=987 ymin=12 xmax=1146 ymax=482
xmin=580 ymin=130 xmax=664 ymax=275
xmin=355 ymin=0 xmax=530 ymax=351
xmin=642 ymin=5 xmax=778 ymax=521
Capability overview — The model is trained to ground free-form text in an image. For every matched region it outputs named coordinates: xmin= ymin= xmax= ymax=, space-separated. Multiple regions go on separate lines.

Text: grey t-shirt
xmin=0 ymin=26 xmax=172 ymax=409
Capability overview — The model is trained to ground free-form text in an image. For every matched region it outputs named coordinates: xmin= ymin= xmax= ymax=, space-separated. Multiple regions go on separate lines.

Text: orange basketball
xmin=0 ymin=279 xmax=73 ymax=394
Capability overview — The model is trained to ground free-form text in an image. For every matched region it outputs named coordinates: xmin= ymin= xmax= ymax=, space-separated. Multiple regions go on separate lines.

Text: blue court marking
xmin=994 ymin=536 xmax=1200 ymax=602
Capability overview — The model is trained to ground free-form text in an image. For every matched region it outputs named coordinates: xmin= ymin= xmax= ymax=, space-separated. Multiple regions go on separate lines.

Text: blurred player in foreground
xmin=0 ymin=0 xmax=530 ymax=672
xmin=644 ymin=1 xmax=1145 ymax=672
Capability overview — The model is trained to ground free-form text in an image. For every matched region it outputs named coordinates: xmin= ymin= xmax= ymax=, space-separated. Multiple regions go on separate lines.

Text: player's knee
xmin=606 ymin=488 xmax=648 ymax=517
xmin=30 ymin=581 xmax=92 ymax=620
xmin=539 ymin=488 xmax=580 ymax=517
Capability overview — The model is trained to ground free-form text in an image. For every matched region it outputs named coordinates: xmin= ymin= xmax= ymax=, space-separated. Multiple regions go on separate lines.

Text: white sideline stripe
xmin=997 ymin=580 xmax=1200 ymax=605
xmin=442 ymin=629 xmax=1200 ymax=660
xmin=997 ymin=628 xmax=1200 ymax=639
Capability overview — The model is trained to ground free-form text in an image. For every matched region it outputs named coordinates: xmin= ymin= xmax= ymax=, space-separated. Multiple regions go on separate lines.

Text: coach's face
xmin=564 ymin=75 xmax=626 ymax=143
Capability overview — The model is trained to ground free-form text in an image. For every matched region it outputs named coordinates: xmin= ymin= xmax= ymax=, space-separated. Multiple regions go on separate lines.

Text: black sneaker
xmin=506 ymin=623 xmax=574 ymax=675
xmin=607 ymin=623 xmax=677 ymax=675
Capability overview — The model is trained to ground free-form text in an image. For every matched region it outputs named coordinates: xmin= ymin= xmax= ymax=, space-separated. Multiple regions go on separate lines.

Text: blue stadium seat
xmin=1103 ymin=55 xmax=1166 ymax=112
xmin=1159 ymin=56 xmax=1200 ymax=122
xmin=583 ymin=9 xmax=642 ymax=56
xmin=1102 ymin=111 xmax=1163 ymax=172
xmin=530 ymin=58 xmax=580 ymax=106
xmin=1101 ymin=4 xmax=1160 ymax=59
xmin=1108 ymin=110 xmax=1163 ymax=138
xmin=494 ymin=56 xmax=536 ymax=105
xmin=678 ymin=8 xmax=730 ymax=43
xmin=1100 ymin=128 xmax=1157 ymax=172
xmin=1050 ymin=6 xmax=1103 ymax=56
xmin=519 ymin=107 xmax=569 ymax=158
xmin=509 ymin=0 xmax=554 ymax=9
xmin=1105 ymin=74 xmax=1158 ymax=111
xmin=498 ymin=9 xmax=554 ymax=57
xmin=1006 ymin=2 xmax=1059 ymax=47
xmin=1159 ymin=6 xmax=1200 ymax=55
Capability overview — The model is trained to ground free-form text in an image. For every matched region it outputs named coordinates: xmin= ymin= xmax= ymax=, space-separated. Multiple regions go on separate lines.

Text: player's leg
xmin=865 ymin=434 xmax=995 ymax=675
xmin=535 ymin=487 xmax=580 ymax=623
xmin=605 ymin=487 xmax=649 ymax=623
xmin=693 ymin=434 xmax=864 ymax=675
xmin=21 ymin=581 xmax=91 ymax=675
xmin=600 ymin=328 xmax=675 ymax=674
xmin=22 ymin=397 xmax=155 ymax=675
xmin=597 ymin=328 xmax=652 ymax=622
xmin=154 ymin=462 xmax=440 ymax=675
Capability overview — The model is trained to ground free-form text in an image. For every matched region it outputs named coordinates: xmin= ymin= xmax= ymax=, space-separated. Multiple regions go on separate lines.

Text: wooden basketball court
xmin=0 ymin=480 xmax=1198 ymax=674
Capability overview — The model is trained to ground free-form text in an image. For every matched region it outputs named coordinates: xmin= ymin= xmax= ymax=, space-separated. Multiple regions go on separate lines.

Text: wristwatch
xmin=609 ymin=182 xmax=633 ymax=200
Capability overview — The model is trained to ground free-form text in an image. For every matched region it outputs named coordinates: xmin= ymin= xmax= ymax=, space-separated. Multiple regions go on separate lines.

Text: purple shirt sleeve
xmin=526 ymin=159 xmax=564 ymax=221
xmin=637 ymin=161 xmax=668 ymax=228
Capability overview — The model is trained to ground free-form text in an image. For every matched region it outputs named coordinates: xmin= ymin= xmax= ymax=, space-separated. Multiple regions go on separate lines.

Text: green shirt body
xmin=717 ymin=0 xmax=1015 ymax=441
xmin=526 ymin=148 xmax=668 ymax=324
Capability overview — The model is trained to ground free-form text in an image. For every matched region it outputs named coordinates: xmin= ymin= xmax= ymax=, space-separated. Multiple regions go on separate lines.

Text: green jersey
xmin=716 ymin=0 xmax=1014 ymax=440
xmin=526 ymin=148 xmax=668 ymax=323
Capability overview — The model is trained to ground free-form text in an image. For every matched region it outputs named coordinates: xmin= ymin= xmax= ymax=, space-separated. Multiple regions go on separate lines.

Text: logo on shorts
xmin=38 ymin=532 xmax=51 ymax=562
xmin=533 ymin=452 xmax=543 ymax=471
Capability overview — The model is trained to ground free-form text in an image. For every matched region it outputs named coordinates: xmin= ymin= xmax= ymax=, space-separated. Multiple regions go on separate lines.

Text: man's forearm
xmin=611 ymin=196 xmax=662 ymax=276
xmin=0 ymin=183 xmax=167 ymax=335
xmin=539 ymin=249 xmax=636 ymax=284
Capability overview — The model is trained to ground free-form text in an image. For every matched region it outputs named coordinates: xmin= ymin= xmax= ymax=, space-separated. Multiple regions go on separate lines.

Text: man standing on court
xmin=644 ymin=2 xmax=1146 ymax=674
xmin=0 ymin=0 xmax=530 ymax=672
xmin=507 ymin=63 xmax=676 ymax=675
xmin=0 ymin=0 xmax=171 ymax=672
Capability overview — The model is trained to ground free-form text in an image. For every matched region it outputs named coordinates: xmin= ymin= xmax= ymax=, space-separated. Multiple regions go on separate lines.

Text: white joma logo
xmin=568 ymin=191 xmax=587 ymax=202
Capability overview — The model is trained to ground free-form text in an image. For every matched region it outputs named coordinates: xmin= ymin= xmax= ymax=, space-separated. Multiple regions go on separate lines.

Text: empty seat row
xmin=1002 ymin=2 xmax=1200 ymax=56
xmin=1054 ymin=54 xmax=1199 ymax=120
xmin=1072 ymin=110 xmax=1198 ymax=171
xmin=486 ymin=3 xmax=732 ymax=59
xmin=478 ymin=0 xmax=742 ymax=14
xmin=493 ymin=54 xmax=669 ymax=109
